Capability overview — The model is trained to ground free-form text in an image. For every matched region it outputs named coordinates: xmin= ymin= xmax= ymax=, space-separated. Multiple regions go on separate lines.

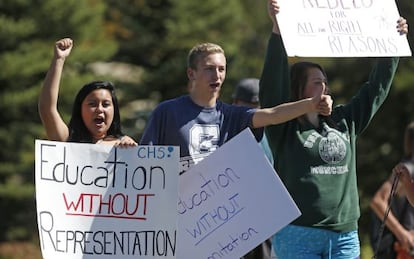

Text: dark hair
xmin=290 ymin=61 xmax=328 ymax=101
xmin=67 ymin=81 xmax=123 ymax=143
xmin=290 ymin=62 xmax=336 ymax=127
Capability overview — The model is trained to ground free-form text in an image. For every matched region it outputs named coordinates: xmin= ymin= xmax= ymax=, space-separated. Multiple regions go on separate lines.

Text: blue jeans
xmin=272 ymin=225 xmax=360 ymax=259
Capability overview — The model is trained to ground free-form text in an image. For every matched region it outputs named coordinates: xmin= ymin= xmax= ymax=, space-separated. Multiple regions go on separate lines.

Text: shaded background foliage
xmin=0 ymin=0 xmax=413 ymax=256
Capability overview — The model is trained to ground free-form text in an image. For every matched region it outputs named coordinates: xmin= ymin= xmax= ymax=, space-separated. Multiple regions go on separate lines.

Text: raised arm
xmin=260 ymin=0 xmax=288 ymax=110
xmin=268 ymin=0 xmax=280 ymax=35
xmin=38 ymin=38 xmax=73 ymax=141
xmin=334 ymin=17 xmax=408 ymax=133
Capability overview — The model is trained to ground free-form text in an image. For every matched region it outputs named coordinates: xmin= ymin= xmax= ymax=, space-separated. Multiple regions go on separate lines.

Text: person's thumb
xmin=318 ymin=84 xmax=326 ymax=99
xmin=311 ymin=85 xmax=324 ymax=105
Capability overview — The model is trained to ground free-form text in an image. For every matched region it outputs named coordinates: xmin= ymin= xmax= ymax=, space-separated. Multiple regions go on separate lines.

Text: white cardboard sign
xmin=177 ymin=129 xmax=301 ymax=258
xmin=277 ymin=0 xmax=412 ymax=57
xmin=35 ymin=140 xmax=179 ymax=259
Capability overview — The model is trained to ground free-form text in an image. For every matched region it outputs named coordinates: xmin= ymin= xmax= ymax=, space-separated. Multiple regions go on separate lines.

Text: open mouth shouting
xmin=94 ymin=116 xmax=105 ymax=127
xmin=209 ymin=82 xmax=221 ymax=90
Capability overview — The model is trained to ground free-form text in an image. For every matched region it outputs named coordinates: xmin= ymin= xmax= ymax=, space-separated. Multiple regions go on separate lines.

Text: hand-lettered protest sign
xmin=177 ymin=129 xmax=301 ymax=258
xmin=276 ymin=0 xmax=412 ymax=57
xmin=35 ymin=140 xmax=179 ymax=259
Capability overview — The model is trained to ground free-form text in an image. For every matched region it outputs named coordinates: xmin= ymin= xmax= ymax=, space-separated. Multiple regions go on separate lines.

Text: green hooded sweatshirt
xmin=259 ymin=33 xmax=399 ymax=232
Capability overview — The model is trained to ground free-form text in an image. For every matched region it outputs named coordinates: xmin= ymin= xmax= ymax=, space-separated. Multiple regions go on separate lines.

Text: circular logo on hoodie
xmin=319 ymin=132 xmax=346 ymax=164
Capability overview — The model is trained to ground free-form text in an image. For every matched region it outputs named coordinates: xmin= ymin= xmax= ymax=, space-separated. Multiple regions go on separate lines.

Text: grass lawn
xmin=0 ymin=241 xmax=42 ymax=259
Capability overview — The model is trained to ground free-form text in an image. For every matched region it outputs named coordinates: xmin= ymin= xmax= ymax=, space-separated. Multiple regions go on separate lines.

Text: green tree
xmin=0 ymin=1 xmax=413 ymax=255
xmin=0 ymin=0 xmax=117 ymax=241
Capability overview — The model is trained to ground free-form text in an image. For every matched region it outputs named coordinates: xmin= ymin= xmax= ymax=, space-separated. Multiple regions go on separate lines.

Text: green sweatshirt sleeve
xmin=259 ymin=33 xmax=291 ymax=151
xmin=259 ymin=33 xmax=290 ymax=108
xmin=332 ymin=57 xmax=399 ymax=134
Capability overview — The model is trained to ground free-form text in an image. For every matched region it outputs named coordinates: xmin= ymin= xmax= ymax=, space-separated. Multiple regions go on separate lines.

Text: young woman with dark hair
xmin=39 ymin=38 xmax=137 ymax=147
xmin=261 ymin=1 xmax=409 ymax=257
